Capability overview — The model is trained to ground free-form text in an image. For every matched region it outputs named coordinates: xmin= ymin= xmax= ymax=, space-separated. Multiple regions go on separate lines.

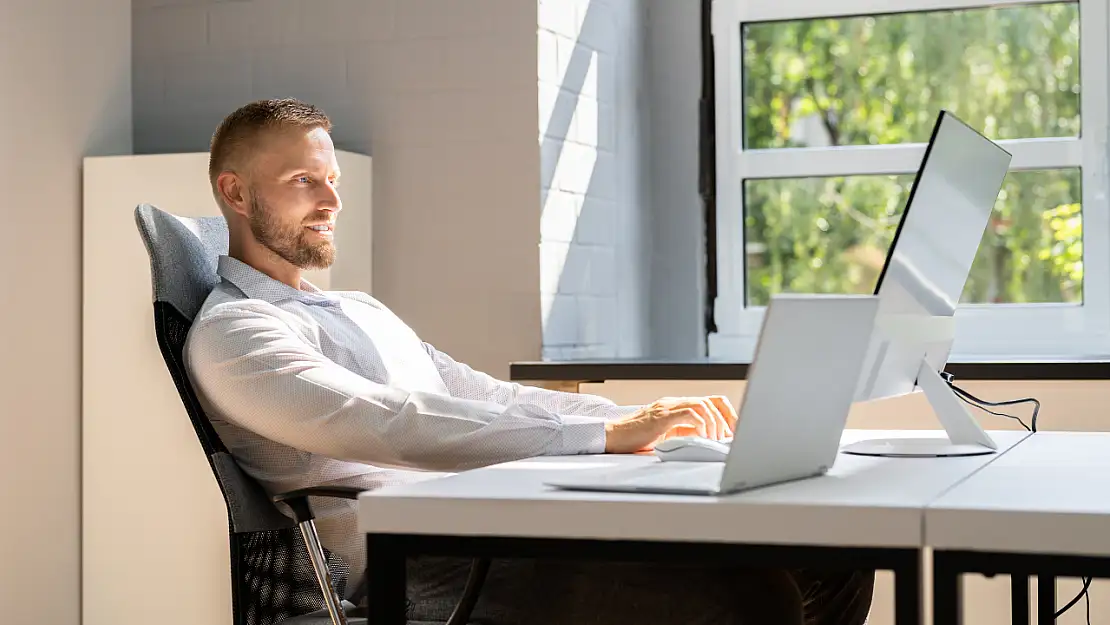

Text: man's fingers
xmin=681 ymin=397 xmax=726 ymax=440
xmin=689 ymin=399 xmax=718 ymax=440
xmin=708 ymin=395 xmax=739 ymax=430
xmin=665 ymin=425 xmax=699 ymax=440
xmin=701 ymin=398 xmax=730 ymax=439
xmin=696 ymin=398 xmax=721 ymax=440
xmin=653 ymin=397 xmax=731 ymax=440
xmin=649 ymin=396 xmax=736 ymax=440
xmin=667 ymin=407 xmax=707 ymax=438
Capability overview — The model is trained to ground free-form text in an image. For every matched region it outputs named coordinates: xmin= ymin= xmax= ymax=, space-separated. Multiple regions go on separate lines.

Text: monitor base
xmin=840 ymin=437 xmax=995 ymax=458
xmin=845 ymin=358 xmax=1000 ymax=458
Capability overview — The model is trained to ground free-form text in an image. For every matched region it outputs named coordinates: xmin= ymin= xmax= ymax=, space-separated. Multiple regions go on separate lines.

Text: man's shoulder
xmin=329 ymin=289 xmax=382 ymax=308
xmin=193 ymin=281 xmax=273 ymax=323
xmin=187 ymin=282 xmax=292 ymax=348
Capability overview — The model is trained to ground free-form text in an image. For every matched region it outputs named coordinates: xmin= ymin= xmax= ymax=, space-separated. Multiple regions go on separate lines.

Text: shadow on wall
xmin=540 ymin=0 xmax=641 ymax=361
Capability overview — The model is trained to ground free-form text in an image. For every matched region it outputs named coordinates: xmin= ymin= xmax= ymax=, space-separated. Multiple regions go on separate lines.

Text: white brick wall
xmin=538 ymin=0 xmax=650 ymax=359
xmin=133 ymin=0 xmax=542 ymax=378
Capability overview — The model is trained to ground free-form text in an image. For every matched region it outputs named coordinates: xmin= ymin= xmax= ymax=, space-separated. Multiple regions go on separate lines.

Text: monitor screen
xmin=873 ymin=111 xmax=1013 ymax=318
xmin=854 ymin=110 xmax=1012 ymax=403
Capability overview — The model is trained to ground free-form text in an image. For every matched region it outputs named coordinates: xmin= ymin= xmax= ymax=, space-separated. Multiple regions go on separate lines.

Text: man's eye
xmin=296 ymin=176 xmax=311 ymax=184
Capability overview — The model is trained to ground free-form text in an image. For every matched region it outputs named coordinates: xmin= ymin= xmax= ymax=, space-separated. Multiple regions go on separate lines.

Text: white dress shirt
xmin=185 ymin=256 xmax=636 ymax=594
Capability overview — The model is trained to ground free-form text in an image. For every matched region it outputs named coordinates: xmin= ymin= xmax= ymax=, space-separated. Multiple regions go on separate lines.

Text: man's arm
xmin=421 ymin=342 xmax=641 ymax=420
xmin=419 ymin=344 xmax=739 ymax=451
xmin=186 ymin=304 xmax=607 ymax=471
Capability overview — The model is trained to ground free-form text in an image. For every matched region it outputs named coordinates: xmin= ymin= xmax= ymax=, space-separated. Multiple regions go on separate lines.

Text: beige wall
xmin=573 ymin=378 xmax=1110 ymax=625
xmin=0 ymin=0 xmax=131 ymax=622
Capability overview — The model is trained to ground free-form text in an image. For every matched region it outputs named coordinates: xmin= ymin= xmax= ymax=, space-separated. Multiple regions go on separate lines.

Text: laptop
xmin=545 ymin=293 xmax=880 ymax=496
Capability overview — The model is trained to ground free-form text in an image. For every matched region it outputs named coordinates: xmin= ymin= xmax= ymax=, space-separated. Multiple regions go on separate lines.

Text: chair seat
xmin=281 ymin=604 xmax=444 ymax=625
xmin=279 ymin=612 xmax=366 ymax=625
xmin=279 ymin=615 xmax=366 ymax=625
xmin=281 ymin=615 xmax=441 ymax=625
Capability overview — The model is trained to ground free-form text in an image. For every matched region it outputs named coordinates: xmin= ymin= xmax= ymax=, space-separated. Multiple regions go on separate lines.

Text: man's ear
xmin=216 ymin=171 xmax=250 ymax=218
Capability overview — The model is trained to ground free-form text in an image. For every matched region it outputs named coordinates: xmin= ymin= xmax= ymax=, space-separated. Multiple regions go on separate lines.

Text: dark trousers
xmin=401 ymin=556 xmax=875 ymax=625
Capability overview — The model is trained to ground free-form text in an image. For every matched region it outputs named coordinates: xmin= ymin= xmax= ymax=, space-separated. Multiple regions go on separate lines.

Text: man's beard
xmin=247 ymin=194 xmax=336 ymax=270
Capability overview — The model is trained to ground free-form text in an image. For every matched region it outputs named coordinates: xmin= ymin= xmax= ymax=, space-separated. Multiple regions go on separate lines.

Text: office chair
xmin=134 ymin=204 xmax=489 ymax=625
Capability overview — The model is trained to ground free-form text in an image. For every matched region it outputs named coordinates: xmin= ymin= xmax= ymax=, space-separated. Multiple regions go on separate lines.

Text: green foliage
xmin=1041 ymin=201 xmax=1083 ymax=298
xmin=741 ymin=3 xmax=1083 ymax=306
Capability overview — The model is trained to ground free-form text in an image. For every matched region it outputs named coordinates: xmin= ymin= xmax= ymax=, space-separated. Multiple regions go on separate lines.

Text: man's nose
xmin=319 ymin=183 xmax=342 ymax=212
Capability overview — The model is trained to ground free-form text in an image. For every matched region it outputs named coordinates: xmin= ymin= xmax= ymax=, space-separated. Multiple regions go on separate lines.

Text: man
xmin=186 ymin=98 xmax=874 ymax=624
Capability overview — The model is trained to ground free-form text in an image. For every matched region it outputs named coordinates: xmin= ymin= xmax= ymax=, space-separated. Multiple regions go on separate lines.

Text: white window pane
xmin=741 ymin=2 xmax=1080 ymax=149
xmin=743 ymin=168 xmax=1082 ymax=306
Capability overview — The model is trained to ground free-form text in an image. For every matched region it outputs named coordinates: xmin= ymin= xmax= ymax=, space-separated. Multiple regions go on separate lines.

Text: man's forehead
xmin=252 ymin=127 xmax=338 ymax=173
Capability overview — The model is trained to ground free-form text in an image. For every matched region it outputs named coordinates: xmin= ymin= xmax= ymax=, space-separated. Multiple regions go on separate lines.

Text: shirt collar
xmin=217 ymin=256 xmax=339 ymax=307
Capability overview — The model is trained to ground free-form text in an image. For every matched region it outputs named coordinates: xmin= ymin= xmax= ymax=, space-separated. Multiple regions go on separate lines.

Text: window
xmin=708 ymin=0 xmax=1109 ymax=360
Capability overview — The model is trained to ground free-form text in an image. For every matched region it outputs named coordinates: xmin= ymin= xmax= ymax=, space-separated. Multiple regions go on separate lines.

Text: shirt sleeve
xmin=421 ymin=342 xmax=642 ymax=422
xmin=185 ymin=303 xmax=609 ymax=472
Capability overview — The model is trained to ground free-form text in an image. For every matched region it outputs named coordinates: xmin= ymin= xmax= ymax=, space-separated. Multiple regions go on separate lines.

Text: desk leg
xmin=893 ymin=550 xmax=923 ymax=625
xmin=1011 ymin=574 xmax=1029 ymax=625
xmin=1037 ymin=574 xmax=1055 ymax=625
xmin=933 ymin=552 xmax=963 ymax=625
xmin=365 ymin=534 xmax=408 ymax=625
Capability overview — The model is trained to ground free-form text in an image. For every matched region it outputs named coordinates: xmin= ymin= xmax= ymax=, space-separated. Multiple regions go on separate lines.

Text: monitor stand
xmin=840 ymin=359 xmax=998 ymax=458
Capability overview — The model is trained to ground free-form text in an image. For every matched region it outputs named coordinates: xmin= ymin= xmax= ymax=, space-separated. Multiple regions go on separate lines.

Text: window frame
xmin=708 ymin=0 xmax=1110 ymax=361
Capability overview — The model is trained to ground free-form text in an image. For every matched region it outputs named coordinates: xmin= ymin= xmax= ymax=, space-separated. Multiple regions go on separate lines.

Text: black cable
xmin=952 ymin=389 xmax=1031 ymax=431
xmin=1054 ymin=576 xmax=1092 ymax=620
xmin=950 ymin=384 xmax=1039 ymax=432
xmin=941 ymin=372 xmax=1040 ymax=432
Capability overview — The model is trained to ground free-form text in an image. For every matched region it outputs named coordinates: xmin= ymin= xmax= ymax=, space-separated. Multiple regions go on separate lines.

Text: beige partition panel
xmin=82 ymin=152 xmax=371 ymax=625
xmin=577 ymin=378 xmax=1110 ymax=625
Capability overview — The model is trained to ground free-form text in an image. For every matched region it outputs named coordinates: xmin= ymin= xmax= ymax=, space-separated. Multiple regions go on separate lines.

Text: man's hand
xmin=603 ymin=396 xmax=738 ymax=454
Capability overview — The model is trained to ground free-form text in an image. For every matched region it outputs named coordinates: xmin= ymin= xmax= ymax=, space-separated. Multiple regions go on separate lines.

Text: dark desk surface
xmin=509 ymin=359 xmax=1110 ymax=382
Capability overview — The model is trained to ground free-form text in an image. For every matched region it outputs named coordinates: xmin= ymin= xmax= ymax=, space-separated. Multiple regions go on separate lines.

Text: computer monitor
xmin=840 ymin=110 xmax=1013 ymax=458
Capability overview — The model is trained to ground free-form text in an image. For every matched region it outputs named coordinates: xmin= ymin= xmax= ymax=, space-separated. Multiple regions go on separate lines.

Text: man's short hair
xmin=208 ymin=98 xmax=332 ymax=187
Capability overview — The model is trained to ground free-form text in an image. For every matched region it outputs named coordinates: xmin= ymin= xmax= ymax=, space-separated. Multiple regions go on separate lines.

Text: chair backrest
xmin=135 ymin=204 xmax=352 ymax=622
xmin=134 ymin=203 xmax=292 ymax=533
xmin=135 ymin=202 xmax=227 ymax=322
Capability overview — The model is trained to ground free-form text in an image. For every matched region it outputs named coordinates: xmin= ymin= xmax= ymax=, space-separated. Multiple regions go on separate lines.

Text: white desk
xmin=358 ymin=430 xmax=1028 ymax=625
xmin=926 ymin=432 xmax=1110 ymax=625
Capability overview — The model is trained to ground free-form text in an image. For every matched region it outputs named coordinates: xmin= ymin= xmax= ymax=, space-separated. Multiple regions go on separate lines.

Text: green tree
xmin=741 ymin=3 xmax=1082 ymax=306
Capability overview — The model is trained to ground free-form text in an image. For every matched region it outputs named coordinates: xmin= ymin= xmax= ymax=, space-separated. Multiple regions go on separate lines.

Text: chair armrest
xmin=274 ymin=486 xmax=364 ymax=502
xmin=272 ymin=486 xmax=365 ymax=524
